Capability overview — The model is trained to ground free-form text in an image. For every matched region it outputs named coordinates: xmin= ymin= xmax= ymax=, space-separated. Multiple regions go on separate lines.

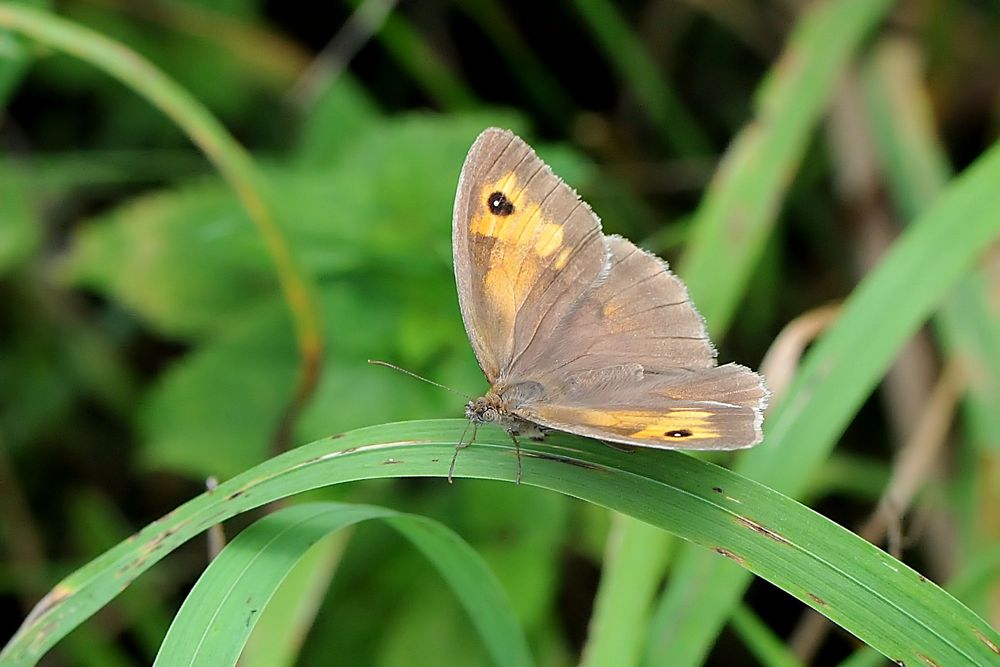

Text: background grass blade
xmin=645 ymin=133 xmax=1000 ymax=666
xmin=0 ymin=2 xmax=324 ymax=447
xmin=4 ymin=3 xmax=998 ymax=664
xmin=574 ymin=0 xmax=710 ymax=156
xmin=862 ymin=37 xmax=1000 ymax=457
xmin=680 ymin=0 xmax=893 ymax=333
xmin=730 ymin=604 xmax=804 ymax=667
xmin=598 ymin=0 xmax=894 ymax=660
xmin=154 ymin=502 xmax=532 ymax=667
xmin=2 ymin=420 xmax=997 ymax=666
xmin=579 ymin=516 xmax=672 ymax=667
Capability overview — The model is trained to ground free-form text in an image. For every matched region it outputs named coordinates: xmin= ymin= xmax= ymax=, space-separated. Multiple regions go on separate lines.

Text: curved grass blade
xmin=154 ymin=502 xmax=532 ymax=667
xmin=604 ymin=0 xmax=891 ymax=660
xmin=2 ymin=420 xmax=997 ymax=667
xmin=0 ymin=3 xmax=324 ymax=450
xmin=646 ymin=133 xmax=1000 ymax=666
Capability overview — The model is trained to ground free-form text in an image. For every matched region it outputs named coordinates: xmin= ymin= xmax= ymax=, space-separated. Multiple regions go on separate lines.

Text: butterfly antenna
xmin=368 ymin=360 xmax=473 ymax=400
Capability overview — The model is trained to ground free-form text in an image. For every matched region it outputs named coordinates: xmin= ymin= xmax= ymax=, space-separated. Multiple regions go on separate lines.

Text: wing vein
xmin=506 ymin=224 xmax=603 ymax=374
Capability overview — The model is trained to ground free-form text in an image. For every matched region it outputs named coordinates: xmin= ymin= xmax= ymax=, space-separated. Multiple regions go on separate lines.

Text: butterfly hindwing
xmin=517 ymin=363 xmax=767 ymax=449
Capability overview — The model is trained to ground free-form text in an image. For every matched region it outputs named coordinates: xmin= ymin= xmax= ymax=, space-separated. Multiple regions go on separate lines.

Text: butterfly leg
xmin=448 ymin=422 xmax=477 ymax=484
xmin=508 ymin=431 xmax=522 ymax=485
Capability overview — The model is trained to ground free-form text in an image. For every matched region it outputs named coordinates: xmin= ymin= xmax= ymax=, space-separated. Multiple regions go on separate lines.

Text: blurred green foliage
xmin=1 ymin=1 xmax=999 ymax=666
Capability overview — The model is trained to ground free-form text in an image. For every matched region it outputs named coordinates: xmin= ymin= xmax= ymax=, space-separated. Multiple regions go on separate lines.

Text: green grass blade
xmin=680 ymin=0 xmax=894 ymax=334
xmin=153 ymin=502 xmax=532 ymax=667
xmin=609 ymin=1 xmax=894 ymax=660
xmin=580 ymin=516 xmax=673 ymax=667
xmin=646 ymin=139 xmax=1000 ymax=665
xmin=347 ymin=0 xmax=477 ymax=111
xmin=0 ymin=2 xmax=324 ymax=438
xmin=454 ymin=0 xmax=575 ymax=127
xmin=837 ymin=647 xmax=888 ymax=667
xmin=574 ymin=0 xmax=711 ymax=156
xmin=240 ymin=531 xmax=344 ymax=667
xmin=3 ymin=420 xmax=997 ymax=666
xmin=862 ymin=38 xmax=1000 ymax=456
xmin=730 ymin=604 xmax=804 ymax=667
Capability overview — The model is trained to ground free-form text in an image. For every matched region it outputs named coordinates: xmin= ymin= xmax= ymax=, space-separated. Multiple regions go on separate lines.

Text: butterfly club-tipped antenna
xmin=368 ymin=360 xmax=478 ymax=483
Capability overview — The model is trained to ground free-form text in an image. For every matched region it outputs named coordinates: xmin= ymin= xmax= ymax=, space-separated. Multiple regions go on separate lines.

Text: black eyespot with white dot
xmin=487 ymin=191 xmax=514 ymax=216
xmin=666 ymin=429 xmax=693 ymax=438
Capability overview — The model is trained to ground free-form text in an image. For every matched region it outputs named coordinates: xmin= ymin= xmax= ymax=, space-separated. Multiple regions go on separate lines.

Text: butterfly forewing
xmin=509 ymin=235 xmax=716 ymax=379
xmin=453 ymin=129 xmax=606 ymax=383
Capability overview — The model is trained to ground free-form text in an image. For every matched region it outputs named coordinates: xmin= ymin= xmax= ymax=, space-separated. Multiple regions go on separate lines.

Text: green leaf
xmin=137 ymin=298 xmax=297 ymax=476
xmin=294 ymin=74 xmax=381 ymax=166
xmin=153 ymin=502 xmax=533 ymax=667
xmin=63 ymin=182 xmax=276 ymax=339
xmin=0 ymin=159 xmax=40 ymax=275
xmin=137 ymin=279 xmax=474 ymax=478
xmin=4 ymin=421 xmax=997 ymax=666
xmin=730 ymin=604 xmax=804 ymax=667
xmin=61 ymin=114 xmax=529 ymax=340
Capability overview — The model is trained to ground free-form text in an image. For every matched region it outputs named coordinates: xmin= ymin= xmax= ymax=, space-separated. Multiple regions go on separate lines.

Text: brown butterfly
xmin=451 ymin=128 xmax=769 ymax=482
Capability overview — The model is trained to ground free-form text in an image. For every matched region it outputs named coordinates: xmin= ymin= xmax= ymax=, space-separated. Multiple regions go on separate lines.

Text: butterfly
xmin=451 ymin=128 xmax=769 ymax=482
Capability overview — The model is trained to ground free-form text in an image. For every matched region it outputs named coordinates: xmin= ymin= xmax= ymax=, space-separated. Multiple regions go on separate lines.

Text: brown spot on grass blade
xmin=712 ymin=486 xmax=724 ymax=493
xmin=31 ymin=621 xmax=57 ymax=651
xmin=973 ymin=628 xmax=1000 ymax=655
xmin=382 ymin=458 xmax=403 ymax=465
xmin=735 ymin=515 xmax=791 ymax=545
xmin=142 ymin=527 xmax=179 ymax=555
xmin=714 ymin=547 xmax=747 ymax=567
xmin=22 ymin=584 xmax=74 ymax=626
xmin=519 ymin=450 xmax=604 ymax=471
xmin=807 ymin=593 xmax=827 ymax=606
xmin=915 ymin=653 xmax=939 ymax=667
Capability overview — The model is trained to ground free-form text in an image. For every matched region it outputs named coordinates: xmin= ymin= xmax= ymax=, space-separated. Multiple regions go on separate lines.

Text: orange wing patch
xmin=470 ymin=174 xmax=566 ymax=323
xmin=534 ymin=406 xmax=721 ymax=442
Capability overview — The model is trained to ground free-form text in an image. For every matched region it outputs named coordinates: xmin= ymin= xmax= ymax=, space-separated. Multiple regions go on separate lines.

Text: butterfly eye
xmin=483 ymin=408 xmax=498 ymax=422
xmin=487 ymin=191 xmax=514 ymax=216
xmin=666 ymin=429 xmax=693 ymax=438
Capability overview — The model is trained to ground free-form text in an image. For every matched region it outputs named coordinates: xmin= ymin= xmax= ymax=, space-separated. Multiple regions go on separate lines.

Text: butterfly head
xmin=465 ymin=394 xmax=503 ymax=424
